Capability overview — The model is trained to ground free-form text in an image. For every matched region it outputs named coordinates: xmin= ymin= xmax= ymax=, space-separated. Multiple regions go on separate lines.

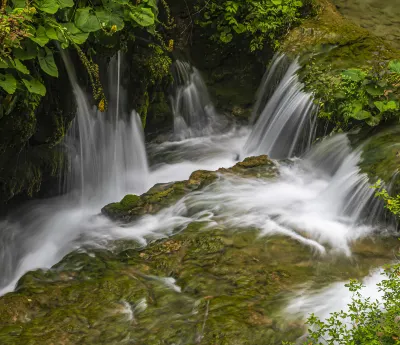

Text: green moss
xmin=356 ymin=126 xmax=400 ymax=193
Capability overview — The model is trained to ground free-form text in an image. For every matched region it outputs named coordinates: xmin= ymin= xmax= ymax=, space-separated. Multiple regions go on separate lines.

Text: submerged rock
xmin=102 ymin=155 xmax=279 ymax=222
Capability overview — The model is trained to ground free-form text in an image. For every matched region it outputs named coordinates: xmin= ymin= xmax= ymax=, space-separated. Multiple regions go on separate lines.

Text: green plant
xmin=372 ymin=180 xmax=400 ymax=216
xmin=0 ymin=0 xmax=173 ymax=113
xmin=303 ymin=59 xmax=400 ymax=130
xmin=196 ymin=0 xmax=309 ymax=51
xmin=284 ymin=264 xmax=400 ymax=345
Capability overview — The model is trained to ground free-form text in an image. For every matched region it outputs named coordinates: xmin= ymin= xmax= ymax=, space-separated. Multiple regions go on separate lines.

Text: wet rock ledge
xmin=102 ymin=155 xmax=279 ymax=222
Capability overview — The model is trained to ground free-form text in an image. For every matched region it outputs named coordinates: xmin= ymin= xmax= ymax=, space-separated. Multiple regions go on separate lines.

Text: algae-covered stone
xmin=102 ymin=155 xmax=278 ymax=222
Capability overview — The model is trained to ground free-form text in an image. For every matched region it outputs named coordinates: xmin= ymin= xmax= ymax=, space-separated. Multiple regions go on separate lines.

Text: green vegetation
xmin=285 ymin=265 xmax=400 ymax=345
xmin=302 ymin=60 xmax=400 ymax=130
xmin=196 ymin=0 xmax=313 ymax=51
xmin=0 ymin=0 xmax=173 ymax=115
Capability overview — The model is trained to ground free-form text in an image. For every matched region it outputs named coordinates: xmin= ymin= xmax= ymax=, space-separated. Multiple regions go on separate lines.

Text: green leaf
xmin=351 ymin=110 xmax=372 ymax=120
xmin=220 ymin=31 xmax=233 ymax=43
xmin=75 ymin=8 xmax=101 ymax=32
xmin=34 ymin=0 xmax=60 ymax=14
xmin=349 ymin=101 xmax=363 ymax=115
xmin=374 ymin=100 xmax=398 ymax=113
xmin=129 ymin=6 xmax=155 ymax=27
xmin=30 ymin=25 xmax=50 ymax=47
xmin=95 ymin=10 xmax=125 ymax=31
xmin=45 ymin=26 xmax=58 ymax=40
xmin=57 ymin=0 xmax=73 ymax=8
xmin=38 ymin=47 xmax=58 ymax=77
xmin=11 ymin=0 xmax=26 ymax=7
xmin=22 ymin=78 xmax=46 ymax=96
xmin=366 ymin=115 xmax=380 ymax=127
xmin=341 ymin=69 xmax=367 ymax=82
xmin=63 ymin=23 xmax=89 ymax=44
xmin=0 ymin=59 xmax=9 ymax=68
xmin=144 ymin=0 xmax=157 ymax=10
xmin=271 ymin=0 xmax=282 ymax=4
xmin=0 ymin=73 xmax=17 ymax=94
xmin=13 ymin=40 xmax=37 ymax=60
xmin=12 ymin=59 xmax=30 ymax=74
xmin=389 ymin=60 xmax=400 ymax=74
xmin=365 ymin=84 xmax=384 ymax=96
xmin=233 ymin=23 xmax=246 ymax=34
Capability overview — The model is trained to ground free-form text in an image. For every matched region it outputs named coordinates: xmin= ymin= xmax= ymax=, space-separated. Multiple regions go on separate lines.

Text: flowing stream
xmin=0 ymin=53 xmax=396 ymax=339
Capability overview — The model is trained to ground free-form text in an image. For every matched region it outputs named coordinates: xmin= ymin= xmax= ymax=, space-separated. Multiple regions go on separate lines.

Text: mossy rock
xmin=102 ymin=155 xmax=278 ymax=222
xmin=0 ymin=220 xmax=397 ymax=344
xmin=282 ymin=0 xmax=399 ymax=66
xmin=355 ymin=125 xmax=400 ymax=193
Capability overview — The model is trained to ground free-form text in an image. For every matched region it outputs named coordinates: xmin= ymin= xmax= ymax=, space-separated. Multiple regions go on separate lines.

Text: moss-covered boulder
xmin=102 ymin=155 xmax=278 ymax=222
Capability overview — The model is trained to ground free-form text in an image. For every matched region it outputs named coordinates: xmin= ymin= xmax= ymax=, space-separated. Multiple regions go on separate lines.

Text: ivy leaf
xmin=342 ymin=69 xmax=367 ymax=82
xmin=271 ymin=0 xmax=282 ymax=4
xmin=63 ymin=23 xmax=89 ymax=44
xmin=12 ymin=59 xmax=30 ymax=75
xmin=22 ymin=78 xmax=46 ymax=96
xmin=38 ymin=47 xmax=58 ymax=77
xmin=75 ymin=8 xmax=101 ymax=32
xmin=34 ymin=0 xmax=60 ymax=14
xmin=30 ymin=25 xmax=50 ymax=47
xmin=95 ymin=10 xmax=125 ymax=31
xmin=0 ymin=73 xmax=17 ymax=94
xmin=389 ymin=60 xmax=400 ymax=74
xmin=13 ymin=40 xmax=37 ymax=60
xmin=57 ymin=0 xmax=73 ymax=8
xmin=129 ymin=7 xmax=155 ymax=27
xmin=45 ymin=26 xmax=59 ymax=40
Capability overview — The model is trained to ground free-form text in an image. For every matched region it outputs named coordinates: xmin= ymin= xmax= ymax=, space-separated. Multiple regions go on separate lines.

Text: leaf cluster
xmin=303 ymin=59 xmax=400 ymax=130
xmin=285 ymin=264 xmax=400 ymax=345
xmin=0 ymin=0 xmax=172 ymax=114
xmin=196 ymin=0 xmax=307 ymax=52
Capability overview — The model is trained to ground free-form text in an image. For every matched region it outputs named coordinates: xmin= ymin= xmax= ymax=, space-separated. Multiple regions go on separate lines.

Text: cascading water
xmin=63 ymin=51 xmax=149 ymax=204
xmin=250 ymin=53 xmax=290 ymax=124
xmin=0 ymin=51 xmax=150 ymax=294
xmin=170 ymin=60 xmax=226 ymax=139
xmin=244 ymin=58 xmax=317 ymax=159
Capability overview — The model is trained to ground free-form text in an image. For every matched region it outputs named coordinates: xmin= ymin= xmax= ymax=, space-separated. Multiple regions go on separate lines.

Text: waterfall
xmin=303 ymin=134 xmax=387 ymax=227
xmin=244 ymin=58 xmax=317 ymax=159
xmin=250 ymin=53 xmax=290 ymax=124
xmin=0 ymin=52 xmax=151 ymax=294
xmin=170 ymin=60 xmax=225 ymax=139
xmin=62 ymin=51 xmax=149 ymax=204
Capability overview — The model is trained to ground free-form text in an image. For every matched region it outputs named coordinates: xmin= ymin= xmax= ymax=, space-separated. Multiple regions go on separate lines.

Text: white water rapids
xmin=0 ymin=54 xmax=395 ymax=337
